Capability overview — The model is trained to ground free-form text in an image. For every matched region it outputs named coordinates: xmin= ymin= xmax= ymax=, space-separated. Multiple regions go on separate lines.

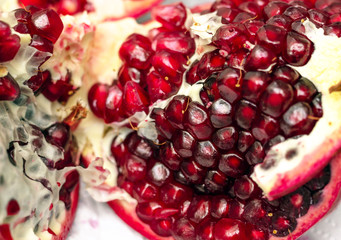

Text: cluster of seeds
xmin=94 ymin=0 xmax=341 ymax=239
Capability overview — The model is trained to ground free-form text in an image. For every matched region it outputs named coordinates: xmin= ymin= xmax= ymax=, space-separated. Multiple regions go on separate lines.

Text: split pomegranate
xmin=79 ymin=0 xmax=341 ymax=239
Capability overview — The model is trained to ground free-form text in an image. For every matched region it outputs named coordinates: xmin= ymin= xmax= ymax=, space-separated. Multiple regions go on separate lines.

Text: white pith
xmin=252 ymin=20 xmax=341 ymax=196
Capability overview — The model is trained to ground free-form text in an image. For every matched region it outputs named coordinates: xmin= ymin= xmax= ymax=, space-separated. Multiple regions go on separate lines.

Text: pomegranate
xmin=76 ymin=0 xmax=341 ymax=240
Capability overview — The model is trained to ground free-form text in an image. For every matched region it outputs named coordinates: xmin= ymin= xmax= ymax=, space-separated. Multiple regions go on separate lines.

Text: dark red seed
xmin=245 ymin=141 xmax=265 ymax=165
xmin=219 ymin=152 xmax=247 ymax=178
xmin=161 ymin=181 xmax=193 ymax=207
xmin=152 ymin=2 xmax=187 ymax=30
xmin=150 ymin=219 xmax=173 ymax=237
xmin=280 ymin=102 xmax=315 ymax=137
xmin=294 ymin=77 xmax=317 ymax=101
xmin=151 ymin=108 xmax=175 ymax=139
xmin=266 ymin=14 xmax=293 ymax=30
xmin=122 ymin=154 xmax=147 ymax=182
xmin=270 ymin=212 xmax=297 ymax=237
xmin=159 ymin=142 xmax=182 ymax=170
xmin=193 ymin=141 xmax=220 ymax=168
xmin=183 ymin=102 xmax=213 ymax=140
xmin=308 ymin=9 xmax=330 ymax=27
xmin=0 ymin=34 xmax=21 ymax=63
xmin=239 ymin=1 xmax=262 ymax=17
xmin=180 ymin=160 xmax=206 ymax=184
xmin=122 ymin=81 xmax=149 ymax=117
xmin=214 ymin=218 xmax=248 ymax=240
xmin=244 ymin=45 xmax=277 ymax=71
xmin=147 ymin=161 xmax=171 ymax=187
xmin=283 ymin=6 xmax=308 ymax=21
xmin=279 ymin=188 xmax=311 ymax=218
xmin=30 ymin=9 xmax=63 ymax=43
xmin=196 ymin=220 xmax=216 ymax=240
xmin=212 ymin=127 xmax=238 ymax=151
xmin=205 ymin=170 xmax=228 ymax=193
xmin=136 ymin=202 xmax=163 ymax=223
xmin=152 ymin=31 xmax=195 ymax=57
xmin=133 ymin=181 xmax=158 ymax=202
xmin=0 ymin=74 xmax=20 ymax=101
xmin=324 ymin=22 xmax=341 ymax=37
xmin=217 ymin=8 xmax=240 ymax=24
xmin=263 ymin=1 xmax=289 ymax=19
xmin=234 ymin=175 xmax=260 ymax=200
xmin=217 ymin=67 xmax=243 ymax=104
xmin=272 ymin=65 xmax=300 ymax=84
xmin=127 ymin=133 xmax=153 ymax=160
xmin=152 ymin=50 xmax=186 ymax=80
xmin=172 ymin=130 xmax=197 ymax=158
xmin=119 ymin=34 xmax=153 ymax=70
xmin=165 ymin=95 xmax=191 ymax=129
xmin=186 ymin=60 xmax=201 ymax=85
xmin=172 ymin=218 xmax=196 ymax=240
xmin=256 ymin=25 xmax=286 ymax=54
xmin=233 ymin=12 xmax=255 ymax=22
xmin=187 ymin=196 xmax=211 ymax=224
xmin=211 ymin=196 xmax=232 ymax=218
xmin=44 ymin=122 xmax=70 ymax=148
xmin=197 ymin=50 xmax=226 ymax=79
xmin=146 ymin=71 xmax=175 ymax=103
xmin=242 ymin=71 xmax=270 ymax=102
xmin=118 ymin=64 xmax=146 ymax=87
xmin=242 ymin=199 xmax=272 ymax=227
xmin=234 ymin=100 xmax=257 ymax=130
xmin=260 ymin=80 xmax=294 ymax=118
xmin=88 ymin=83 xmax=108 ymax=118
xmin=212 ymin=24 xmax=248 ymax=52
xmin=7 ymin=199 xmax=20 ymax=216
xmin=0 ymin=21 xmax=11 ymax=38
xmin=282 ymin=31 xmax=314 ymax=66
xmin=104 ymin=84 xmax=123 ymax=123
xmin=238 ymin=131 xmax=255 ymax=153
xmin=252 ymin=114 xmax=279 ymax=144
xmin=209 ymin=99 xmax=233 ymax=128
xmin=311 ymin=93 xmax=323 ymax=118
xmin=30 ymin=35 xmax=54 ymax=53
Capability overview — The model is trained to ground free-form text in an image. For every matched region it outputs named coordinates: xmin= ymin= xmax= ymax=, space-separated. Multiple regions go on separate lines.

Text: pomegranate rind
xmin=52 ymin=183 xmax=80 ymax=240
xmin=269 ymin=153 xmax=341 ymax=240
xmin=108 ymin=200 xmax=173 ymax=240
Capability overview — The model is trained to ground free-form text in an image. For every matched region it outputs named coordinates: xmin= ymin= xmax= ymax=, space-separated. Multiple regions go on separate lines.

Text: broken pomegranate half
xmin=87 ymin=0 xmax=341 ymax=239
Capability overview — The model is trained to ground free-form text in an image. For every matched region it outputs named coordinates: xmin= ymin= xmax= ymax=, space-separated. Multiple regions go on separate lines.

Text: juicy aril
xmin=85 ymin=0 xmax=341 ymax=239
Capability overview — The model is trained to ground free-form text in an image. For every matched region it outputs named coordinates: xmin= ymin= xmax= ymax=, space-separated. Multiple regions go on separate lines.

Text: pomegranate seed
xmin=212 ymin=24 xmax=248 ymax=52
xmin=260 ymin=80 xmax=294 ymax=118
xmin=147 ymin=71 xmax=174 ymax=103
xmin=311 ymin=93 xmax=323 ymax=118
xmin=172 ymin=218 xmax=196 ymax=240
xmin=217 ymin=8 xmax=240 ymax=24
xmin=122 ymin=81 xmax=149 ymax=117
xmin=279 ymin=188 xmax=311 ymax=218
xmin=264 ymin=135 xmax=286 ymax=153
xmin=219 ymin=152 xmax=247 ymax=178
xmin=0 ymin=34 xmax=21 ymax=63
xmin=324 ymin=22 xmax=341 ymax=37
xmin=133 ymin=181 xmax=158 ymax=202
xmin=196 ymin=220 xmax=215 ymax=240
xmin=245 ymin=141 xmax=265 ymax=165
xmin=256 ymin=24 xmax=286 ymax=54
xmin=283 ymin=6 xmax=308 ymax=21
xmin=325 ymin=2 xmax=341 ymax=15
xmin=211 ymin=196 xmax=231 ymax=218
xmin=104 ymin=84 xmax=123 ymax=123
xmin=217 ymin=67 xmax=243 ymax=104
xmin=212 ymin=127 xmax=238 ymax=151
xmin=136 ymin=202 xmax=163 ymax=223
xmin=187 ymin=196 xmax=211 ymax=223
xmin=152 ymin=31 xmax=195 ymax=57
xmin=234 ymin=175 xmax=260 ymax=200
xmin=30 ymin=9 xmax=63 ymax=43
xmin=238 ymin=131 xmax=255 ymax=153
xmin=272 ymin=65 xmax=300 ymax=83
xmin=211 ymin=0 xmax=236 ymax=11
xmin=194 ymin=141 xmax=219 ymax=168
xmin=7 ymin=199 xmax=20 ymax=216
xmin=252 ymin=114 xmax=279 ymax=143
xmin=228 ymin=48 xmax=249 ymax=69
xmin=242 ymin=71 xmax=270 ymax=102
xmin=172 ymin=131 xmax=196 ymax=158
xmin=88 ymin=83 xmax=108 ymax=118
xmin=233 ymin=12 xmax=255 ymax=22
xmin=44 ymin=122 xmax=70 ymax=148
xmin=127 ymin=133 xmax=153 ymax=160
xmin=159 ymin=142 xmax=182 ymax=170
xmin=330 ymin=13 xmax=341 ymax=23
xmin=152 ymin=50 xmax=186 ymax=81
xmin=160 ymin=181 xmax=192 ymax=207
xmin=244 ymin=20 xmax=265 ymax=43
xmin=242 ymin=199 xmax=271 ymax=227
xmin=183 ymin=102 xmax=213 ymax=140
xmin=283 ymin=31 xmax=314 ymax=66
xmin=119 ymin=34 xmax=153 ymax=70
xmin=244 ymin=44 xmax=277 ymax=71
xmin=270 ymin=212 xmax=297 ymax=237
xmin=180 ymin=159 xmax=206 ymax=184
xmin=147 ymin=161 xmax=171 ymax=187
xmin=264 ymin=1 xmax=289 ymax=19
xmin=118 ymin=64 xmax=146 ymax=87
xmin=266 ymin=14 xmax=293 ymax=30
xmin=209 ymin=99 xmax=233 ymax=128
xmin=122 ymin=154 xmax=147 ymax=182
xmin=197 ymin=50 xmax=226 ymax=79
xmin=280 ymin=102 xmax=315 ymax=137
xmin=234 ymin=100 xmax=257 ymax=130
xmin=150 ymin=219 xmax=173 ymax=237
xmin=214 ymin=218 xmax=247 ymax=240
xmin=151 ymin=108 xmax=175 ymax=139
xmin=186 ymin=60 xmax=201 ymax=85
xmin=294 ymin=77 xmax=317 ymax=101
xmin=42 ymin=73 xmax=76 ymax=103
xmin=30 ymin=34 xmax=54 ymax=53
xmin=152 ymin=3 xmax=187 ymax=30
xmin=24 ymin=70 xmax=50 ymax=94
xmin=0 ymin=21 xmax=11 ymax=38
xmin=205 ymin=170 xmax=228 ymax=193
xmin=238 ymin=1 xmax=262 ymax=17
xmin=165 ymin=95 xmax=191 ymax=129
xmin=308 ymin=9 xmax=330 ymax=27
xmin=0 ymin=74 xmax=20 ymax=101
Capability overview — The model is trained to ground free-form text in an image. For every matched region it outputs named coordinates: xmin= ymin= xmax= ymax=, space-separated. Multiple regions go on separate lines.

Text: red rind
xmin=108 ymin=200 xmax=173 ymax=240
xmin=270 ymin=153 xmax=341 ymax=239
